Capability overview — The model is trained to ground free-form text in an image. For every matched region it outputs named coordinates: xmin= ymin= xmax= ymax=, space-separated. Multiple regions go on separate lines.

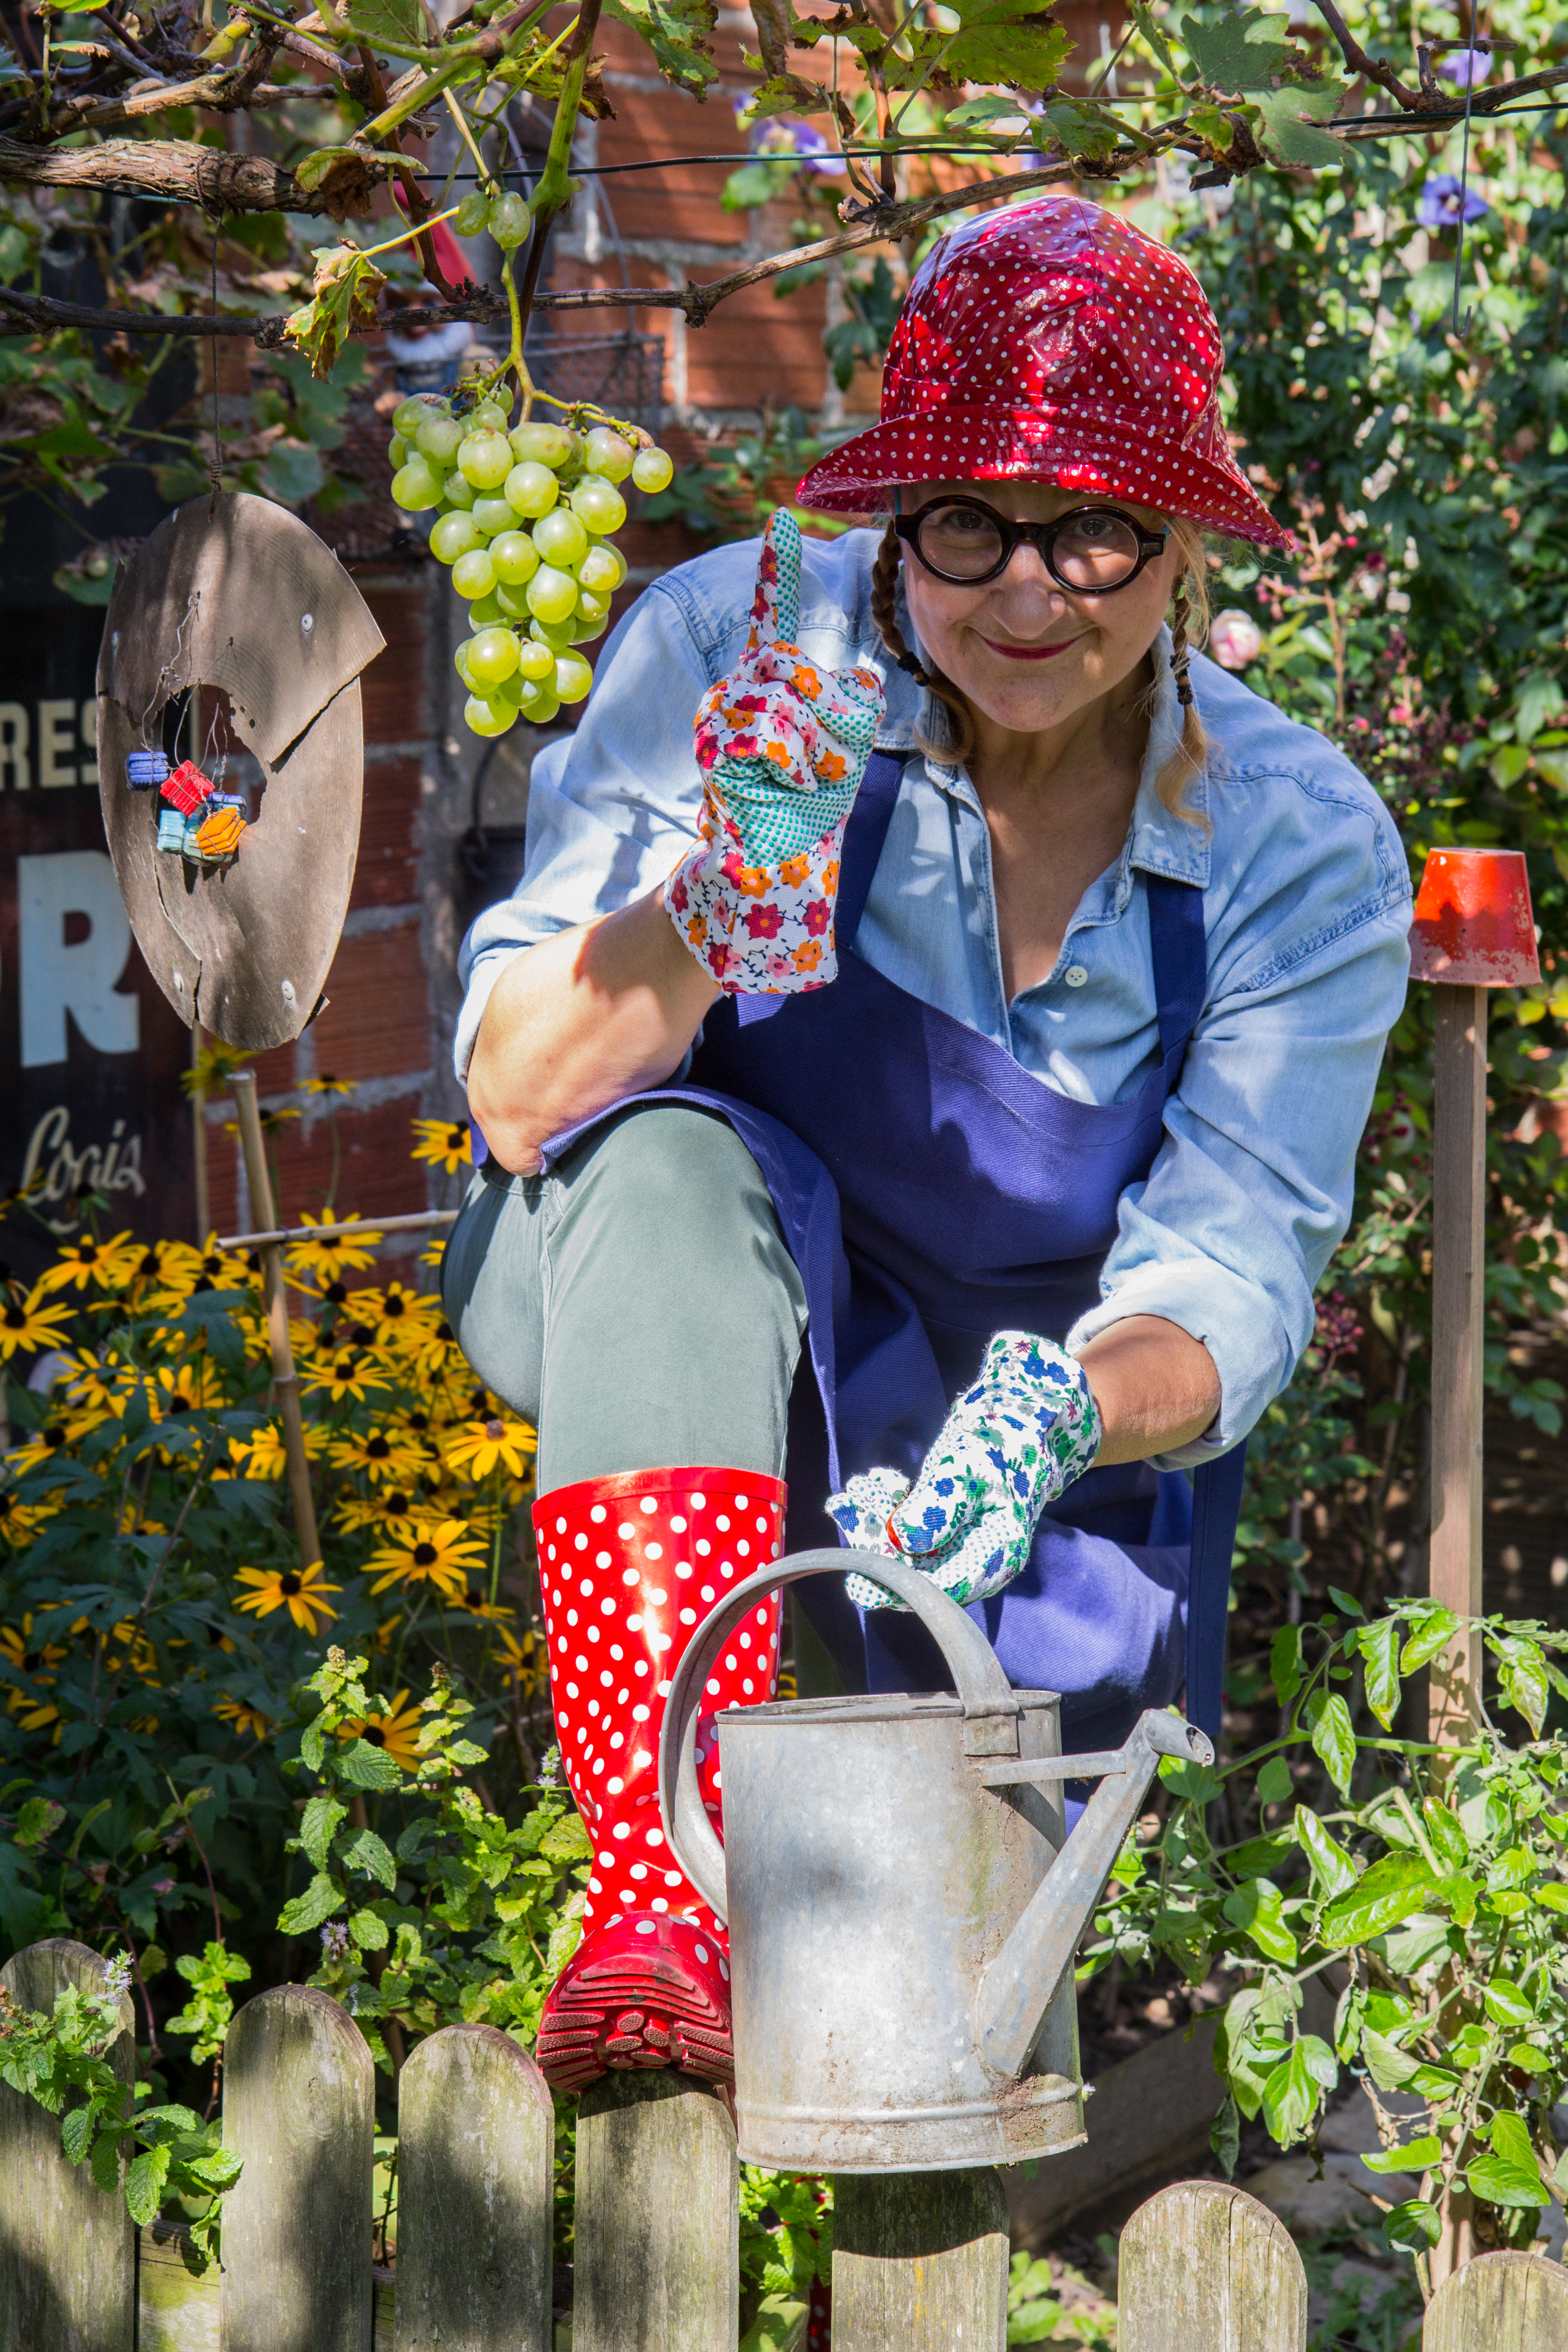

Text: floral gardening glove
xmin=664 ymin=508 xmax=886 ymax=993
xmin=827 ymin=1334 xmax=1102 ymax=1612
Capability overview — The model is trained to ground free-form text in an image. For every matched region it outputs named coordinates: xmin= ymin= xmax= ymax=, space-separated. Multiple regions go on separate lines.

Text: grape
xmin=495 ymin=671 xmax=526 ymax=708
xmin=554 ymin=652 xmax=593 ymax=705
xmin=454 ymin=640 xmax=479 ymax=690
xmin=526 ymin=564 xmax=578 ymax=625
xmin=569 ymin=616 xmax=608 ymax=646
xmin=471 ymin=496 xmax=517 ymax=538
xmin=516 ymin=636 xmax=556 ymax=682
xmin=387 ymin=433 xmax=408 ymax=468
xmin=392 ymin=457 xmax=444 ymax=511
xmin=468 ymin=626 xmax=521 ymax=688
xmin=510 ymin=421 xmax=576 ymax=470
xmin=504 ymin=461 xmax=559 ymax=519
xmin=523 ymin=687 xmax=561 ymax=725
xmin=458 ymin=428 xmax=513 ymax=490
xmin=578 ymin=543 xmax=624 ymax=596
xmin=443 ymin=471 xmax=478 ymax=511
xmin=494 ymin=581 xmax=534 ymax=620
xmin=394 ymin=392 xmax=446 ymax=438
xmin=468 ymin=593 xmax=504 ymax=626
xmin=575 ymin=585 xmax=611 ymax=626
xmin=488 ymin=191 xmax=531 ymax=248
xmin=430 ymin=510 xmax=482 ymax=565
xmin=532 ymin=508 xmax=589 ymax=572
xmin=465 ymin=692 xmax=517 ymax=736
xmin=528 ymin=613 xmax=577 ymax=653
xmin=468 ymin=399 xmax=513 ymax=434
xmin=490 ymin=531 xmax=541 ymax=586
xmin=416 ymin=414 xmax=464 ymax=465
xmin=570 ymin=476 xmax=627 ymax=534
xmin=582 ymin=426 xmax=635 ymax=483
xmin=454 ymin=189 xmax=490 ymax=235
xmin=452 ymin=548 xmax=498 ymax=601
xmin=631 ymin=445 xmax=675 ymax=494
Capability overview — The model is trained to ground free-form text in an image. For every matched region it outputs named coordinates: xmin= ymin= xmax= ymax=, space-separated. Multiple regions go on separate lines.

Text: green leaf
xmin=263 ymin=440 xmax=326 ymax=509
xmin=1261 ymin=2035 xmax=1337 ymax=2146
xmin=1536 ymin=1883 xmax=1568 ymax=1913
xmin=1256 ymin=1754 xmax=1294 ymax=1806
xmin=1421 ymin=1799 xmax=1469 ymax=1871
xmin=1492 ymin=1637 xmax=1550 ymax=1738
xmin=1179 ymin=7 xmax=1287 ymax=91
xmin=277 ymin=1873 xmax=345 ymax=1937
xmin=14 ymin=1796 xmax=65 ymax=1852
xmin=896 ymin=0 xmax=1069 ymax=91
xmin=299 ymin=1796 xmax=347 ymax=1872
xmin=342 ymin=0 xmax=426 ymax=45
xmin=1294 ymin=1805 xmax=1358 ymax=1899
xmin=1383 ymin=2197 xmax=1442 ymax=2251
xmin=1465 ymin=2154 xmax=1550 ymax=2210
xmin=279 ymin=246 xmax=388 ymax=384
xmin=1357 ymin=1616 xmax=1403 ymax=1729
xmin=1401 ymin=1610 xmax=1460 ymax=1673
xmin=539 ymin=1813 xmax=593 ymax=1863
xmin=1360 ymin=2026 xmax=1422 ymax=2091
xmin=90 ymin=2130 xmax=123 ymax=2195
xmin=349 ymin=1907 xmax=390 ymax=1952
xmin=1362 ymin=2134 xmax=1441 ymax=2175
xmin=603 ymin=0 xmax=718 ymax=95
xmin=343 ymin=1829 xmax=397 ymax=1890
xmin=1270 ymin=1624 xmax=1303 ymax=1704
xmin=1507 ymin=2041 xmax=1553 ymax=2076
xmin=124 ymin=2141 xmax=171 ymax=2227
xmin=1254 ymin=78 xmax=1347 ymax=170
xmin=1322 ymin=1852 xmax=1443 ymax=1948
xmin=337 ymin=1739 xmax=404 ymax=1792
xmin=61 ymin=2105 xmax=96 ymax=2165
xmin=1158 ymin=1756 xmax=1224 ymax=1804
xmin=1311 ymin=1693 xmax=1356 ymax=1797
xmin=1483 ymin=1979 xmax=1535 ymax=2030
xmin=1210 ymin=2093 xmax=1240 ymax=2179
xmin=1222 ymin=1878 xmax=1298 ymax=1965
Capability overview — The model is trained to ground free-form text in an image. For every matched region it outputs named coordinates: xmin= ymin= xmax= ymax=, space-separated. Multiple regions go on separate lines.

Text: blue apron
xmin=541 ymin=750 xmax=1244 ymax=1745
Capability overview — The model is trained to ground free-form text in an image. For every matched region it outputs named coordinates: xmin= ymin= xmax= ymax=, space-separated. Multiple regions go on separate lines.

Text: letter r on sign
xmin=18 ymin=851 xmax=139 ymax=1066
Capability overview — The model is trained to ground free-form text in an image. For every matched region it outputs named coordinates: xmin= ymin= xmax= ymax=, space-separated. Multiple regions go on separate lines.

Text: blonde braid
xmin=1154 ymin=523 xmax=1213 ymax=822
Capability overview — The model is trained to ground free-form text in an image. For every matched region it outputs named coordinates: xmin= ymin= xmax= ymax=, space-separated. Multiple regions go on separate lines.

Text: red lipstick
xmin=979 ymin=634 xmax=1082 ymax=662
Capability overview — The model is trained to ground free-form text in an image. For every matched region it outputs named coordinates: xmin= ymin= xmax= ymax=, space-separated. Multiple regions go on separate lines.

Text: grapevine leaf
xmin=280 ymin=246 xmax=389 ymax=383
xmin=14 ymin=1796 xmax=65 ymax=1852
xmin=1357 ymin=1616 xmax=1403 ymax=1729
xmin=300 ymin=1796 xmax=347 ymax=1872
xmin=1321 ymin=1851 xmax=1443 ymax=1948
xmin=1311 ymin=1693 xmax=1356 ymax=1796
xmin=1254 ymin=79 xmax=1347 ymax=169
xmin=125 ymin=2141 xmax=171 ymax=2227
xmin=1294 ymin=1805 xmax=1358 ymax=1899
xmin=603 ymin=0 xmax=718 ymax=96
xmin=343 ymin=0 xmax=427 ymax=45
xmin=1178 ymin=8 xmax=1287 ymax=92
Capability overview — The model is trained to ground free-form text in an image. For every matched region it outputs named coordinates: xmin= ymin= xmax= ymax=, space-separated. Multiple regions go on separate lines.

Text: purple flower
xmin=751 ymin=118 xmax=847 ymax=177
xmin=1417 ymin=173 xmax=1490 ymax=230
xmin=1439 ymin=45 xmax=1491 ymax=86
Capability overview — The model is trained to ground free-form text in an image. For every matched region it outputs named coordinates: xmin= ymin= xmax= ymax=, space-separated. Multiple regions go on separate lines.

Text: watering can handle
xmin=660 ymin=1546 xmax=1018 ymax=1925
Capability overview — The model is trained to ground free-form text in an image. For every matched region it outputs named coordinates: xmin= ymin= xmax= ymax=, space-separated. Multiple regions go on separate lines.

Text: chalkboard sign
xmin=0 ymin=598 xmax=194 ymax=1283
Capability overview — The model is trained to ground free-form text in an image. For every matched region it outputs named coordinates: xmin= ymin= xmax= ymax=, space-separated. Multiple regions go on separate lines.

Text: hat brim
xmin=796 ymin=406 xmax=1296 ymax=553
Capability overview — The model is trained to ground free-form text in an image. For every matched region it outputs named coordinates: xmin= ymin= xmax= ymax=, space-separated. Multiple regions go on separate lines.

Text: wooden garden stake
xmin=1408 ymin=849 xmax=1540 ymax=1747
xmin=230 ymin=1070 xmax=320 ymax=1568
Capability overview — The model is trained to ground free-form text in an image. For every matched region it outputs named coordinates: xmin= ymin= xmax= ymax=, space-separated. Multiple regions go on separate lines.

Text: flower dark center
xmin=281 ymin=1574 xmax=302 ymax=1596
xmin=365 ymin=1725 xmax=386 ymax=1746
xmin=348 ymin=1322 xmax=374 ymax=1348
xmin=326 ymin=1282 xmax=348 ymax=1306
xmin=408 ymin=1413 xmax=429 ymax=1432
xmin=484 ymin=1418 xmax=505 ymax=1441
xmin=3 ymin=1307 xmax=24 ymax=1329
xmin=413 ymin=1543 xmax=437 ymax=1567
xmin=367 ymin=1435 xmax=391 ymax=1459
xmin=436 ymin=1322 xmax=454 ymax=1343
xmin=169 ymin=1396 xmax=190 ymax=1413
xmin=78 ymin=1242 xmax=99 ymax=1262
xmin=384 ymin=1491 xmax=409 ymax=1513
xmin=22 ymin=1651 xmax=39 ymax=1671
xmin=43 ymin=1427 xmax=64 ymax=1446
xmin=384 ymin=1295 xmax=405 ymax=1318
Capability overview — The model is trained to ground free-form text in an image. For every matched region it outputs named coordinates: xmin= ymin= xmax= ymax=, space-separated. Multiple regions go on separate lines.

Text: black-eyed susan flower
xmin=0 ymin=1289 xmax=75 ymax=1360
xmin=365 ymin=1519 xmax=484 ymax=1598
xmin=286 ymin=1214 xmax=381 ymax=1282
xmin=303 ymin=1073 xmax=353 ymax=1098
xmin=32 ymin=1233 xmax=142 ymax=1296
xmin=7 ymin=1420 xmax=70 ymax=1476
xmin=301 ymin=1352 xmax=389 ymax=1405
xmin=495 ymin=1625 xmax=548 ymax=1696
xmin=410 ymin=1118 xmax=471 ymax=1174
xmin=0 ymin=1616 xmax=68 ymax=1731
xmin=336 ymin=1688 xmax=424 ymax=1772
xmin=329 ymin=1427 xmax=428 ymax=1485
xmin=211 ymin=1694 xmax=274 ymax=1740
xmin=333 ymin=1485 xmax=427 ymax=1538
xmin=0 ymin=1490 xmax=57 ymax=1545
xmin=233 ymin=1560 xmax=341 ymax=1633
xmin=444 ymin=1416 xmax=537 ymax=1482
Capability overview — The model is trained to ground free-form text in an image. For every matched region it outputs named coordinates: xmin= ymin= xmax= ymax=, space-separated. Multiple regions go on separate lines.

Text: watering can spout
xmin=975 ymin=1711 xmax=1214 ymax=2083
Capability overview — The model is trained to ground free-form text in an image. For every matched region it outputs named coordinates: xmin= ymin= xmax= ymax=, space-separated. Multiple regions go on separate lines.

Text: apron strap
xmin=1186 ymin=1437 xmax=1246 ymax=1740
xmin=837 ymin=748 xmax=907 ymax=950
xmin=1145 ymin=874 xmax=1207 ymax=1075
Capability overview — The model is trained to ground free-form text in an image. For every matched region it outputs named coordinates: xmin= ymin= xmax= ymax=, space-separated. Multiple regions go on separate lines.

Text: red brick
xmin=300 ymin=928 xmax=430 ymax=1087
xmin=352 ymin=756 xmax=421 ymax=909
xmin=205 ymin=1097 xmax=432 ymax=1244
xmin=359 ymin=585 xmax=427 ymax=746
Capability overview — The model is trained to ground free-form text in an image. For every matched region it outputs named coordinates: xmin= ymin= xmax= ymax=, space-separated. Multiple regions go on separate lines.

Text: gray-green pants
xmin=440 ymin=1105 xmax=810 ymax=1497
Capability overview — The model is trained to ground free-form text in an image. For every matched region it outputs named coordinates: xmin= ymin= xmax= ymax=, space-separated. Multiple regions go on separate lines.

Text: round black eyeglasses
xmin=894 ymin=497 xmax=1168 ymax=593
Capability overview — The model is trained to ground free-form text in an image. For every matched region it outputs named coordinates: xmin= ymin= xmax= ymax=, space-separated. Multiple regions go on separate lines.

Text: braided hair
xmin=870 ymin=521 xmax=976 ymax=764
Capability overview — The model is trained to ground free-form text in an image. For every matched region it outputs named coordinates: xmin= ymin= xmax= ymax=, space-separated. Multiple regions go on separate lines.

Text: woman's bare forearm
xmin=466 ymin=890 xmax=720 ymax=1173
xmin=1078 ymin=1315 xmax=1222 ymax=1464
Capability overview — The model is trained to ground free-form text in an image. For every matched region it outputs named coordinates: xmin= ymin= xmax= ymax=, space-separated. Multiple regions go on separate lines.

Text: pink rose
xmin=1209 ymin=610 xmax=1263 ymax=671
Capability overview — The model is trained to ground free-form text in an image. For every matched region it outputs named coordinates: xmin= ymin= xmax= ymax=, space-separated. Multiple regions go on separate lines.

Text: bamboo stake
xmin=1428 ymin=985 xmax=1488 ymax=1747
xmin=192 ymin=1022 xmax=211 ymax=1244
xmin=218 ymin=1208 xmax=458 ymax=1252
xmin=231 ymin=1072 xmax=320 ymax=1569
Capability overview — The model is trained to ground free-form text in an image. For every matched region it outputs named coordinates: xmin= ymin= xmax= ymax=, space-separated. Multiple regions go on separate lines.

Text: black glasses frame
xmin=893 ymin=496 xmax=1169 ymax=593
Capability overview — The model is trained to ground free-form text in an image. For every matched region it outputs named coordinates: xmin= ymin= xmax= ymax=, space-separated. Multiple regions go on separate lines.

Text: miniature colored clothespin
xmin=125 ymin=749 xmax=170 ymax=792
xmin=161 ymin=758 xmax=216 ymax=816
xmin=157 ymin=806 xmax=187 ymax=853
xmin=195 ymin=802 xmax=246 ymax=860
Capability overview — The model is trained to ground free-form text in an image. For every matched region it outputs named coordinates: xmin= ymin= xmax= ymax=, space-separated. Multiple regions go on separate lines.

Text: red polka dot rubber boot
xmin=533 ymin=1466 xmax=784 ymax=2094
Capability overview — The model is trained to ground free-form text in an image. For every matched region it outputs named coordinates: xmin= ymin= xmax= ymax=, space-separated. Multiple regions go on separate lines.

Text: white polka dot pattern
xmin=532 ymin=1466 xmax=785 ymax=1947
xmin=794 ymin=192 xmax=1295 ymax=553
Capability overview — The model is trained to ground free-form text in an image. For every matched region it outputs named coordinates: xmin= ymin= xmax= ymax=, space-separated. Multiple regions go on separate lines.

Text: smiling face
xmin=897 ymin=481 xmax=1188 ymax=739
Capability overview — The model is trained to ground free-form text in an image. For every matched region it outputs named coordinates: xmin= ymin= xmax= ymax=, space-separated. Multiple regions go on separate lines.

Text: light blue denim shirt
xmin=457 ymin=528 xmax=1412 ymax=1469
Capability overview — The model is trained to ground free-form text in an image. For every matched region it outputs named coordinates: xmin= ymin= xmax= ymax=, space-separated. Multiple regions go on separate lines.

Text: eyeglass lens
xmin=915 ymin=502 xmax=1145 ymax=589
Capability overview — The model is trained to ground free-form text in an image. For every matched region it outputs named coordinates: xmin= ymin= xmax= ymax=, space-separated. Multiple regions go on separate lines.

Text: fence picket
xmin=219 ymin=1983 xmax=374 ymax=2352
xmin=1424 ymin=2249 xmax=1568 ymax=2350
xmin=574 ymin=2070 xmax=739 ymax=2352
xmin=1117 ymin=2179 xmax=1307 ymax=2352
xmin=396 ymin=2020 xmax=554 ymax=2351
xmin=830 ymin=2166 xmax=1009 ymax=2352
xmin=0 ymin=1936 xmax=136 ymax=2352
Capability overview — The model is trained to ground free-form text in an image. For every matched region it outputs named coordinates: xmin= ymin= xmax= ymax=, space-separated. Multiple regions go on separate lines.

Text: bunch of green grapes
xmin=387 ymin=388 xmax=675 ymax=738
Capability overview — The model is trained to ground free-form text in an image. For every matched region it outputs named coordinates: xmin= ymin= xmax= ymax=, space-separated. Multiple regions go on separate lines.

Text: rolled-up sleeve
xmin=1068 ymin=773 xmax=1412 ymax=1466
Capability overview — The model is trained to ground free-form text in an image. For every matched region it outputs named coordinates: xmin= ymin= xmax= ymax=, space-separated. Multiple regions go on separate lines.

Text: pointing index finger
xmin=744 ymin=507 xmax=803 ymax=653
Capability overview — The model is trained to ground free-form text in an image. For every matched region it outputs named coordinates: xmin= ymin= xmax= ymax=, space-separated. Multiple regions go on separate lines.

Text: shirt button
xmin=1064 ymin=965 xmax=1088 ymax=988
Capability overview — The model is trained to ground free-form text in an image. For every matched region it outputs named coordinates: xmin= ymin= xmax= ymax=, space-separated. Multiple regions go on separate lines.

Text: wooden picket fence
xmin=2 ymin=1939 xmax=1566 ymax=2351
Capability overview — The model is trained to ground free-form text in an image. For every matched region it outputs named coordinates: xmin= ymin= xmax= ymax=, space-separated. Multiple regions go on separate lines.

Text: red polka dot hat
xmin=796 ymin=193 xmax=1294 ymax=551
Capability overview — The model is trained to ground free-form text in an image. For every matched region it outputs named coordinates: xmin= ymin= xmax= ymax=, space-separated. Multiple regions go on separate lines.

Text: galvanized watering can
xmin=658 ymin=1549 xmax=1214 ymax=2173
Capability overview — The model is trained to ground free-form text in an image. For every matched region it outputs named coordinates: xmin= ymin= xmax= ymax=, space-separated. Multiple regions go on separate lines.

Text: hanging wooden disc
xmin=96 ymin=492 xmax=387 ymax=1051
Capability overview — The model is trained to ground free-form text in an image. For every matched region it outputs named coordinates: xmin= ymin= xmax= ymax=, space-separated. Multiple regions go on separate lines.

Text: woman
xmin=444 ymin=195 xmax=1412 ymax=2094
